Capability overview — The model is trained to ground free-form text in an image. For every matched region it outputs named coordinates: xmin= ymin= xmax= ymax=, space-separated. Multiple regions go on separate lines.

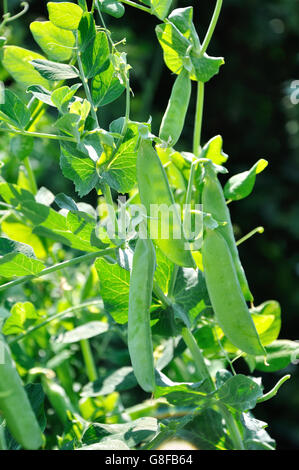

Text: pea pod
xmin=137 ymin=139 xmax=195 ymax=268
xmin=42 ymin=377 xmax=77 ymax=425
xmin=128 ymin=237 xmax=156 ymax=392
xmin=0 ymin=336 xmax=43 ymax=449
xmin=202 ymin=160 xmax=253 ymax=302
xmin=159 ymin=69 xmax=191 ymax=147
xmin=202 ymin=229 xmax=265 ymax=356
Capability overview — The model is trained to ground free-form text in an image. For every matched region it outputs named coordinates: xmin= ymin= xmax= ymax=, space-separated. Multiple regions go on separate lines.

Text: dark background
xmin=2 ymin=0 xmax=299 ymax=450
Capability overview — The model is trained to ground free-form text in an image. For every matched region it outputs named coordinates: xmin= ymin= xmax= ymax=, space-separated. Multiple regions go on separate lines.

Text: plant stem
xmin=199 ymin=0 xmax=223 ymax=57
xmin=0 ymin=248 xmax=116 ymax=293
xmin=168 ymin=265 xmax=179 ymax=299
xmin=23 ymin=156 xmax=38 ymax=195
xmin=0 ymin=127 xmax=76 ymax=142
xmin=181 ymin=327 xmax=215 ymax=392
xmin=80 ymin=339 xmax=98 ymax=382
xmin=257 ymin=375 xmax=291 ymax=404
xmin=218 ymin=403 xmax=245 ymax=450
xmin=236 ymin=226 xmax=264 ymax=247
xmin=3 ymin=0 xmax=8 ymax=16
xmin=119 ymin=0 xmax=151 ymax=14
xmin=8 ymin=300 xmax=103 ymax=345
xmin=193 ymin=81 xmax=204 ymax=156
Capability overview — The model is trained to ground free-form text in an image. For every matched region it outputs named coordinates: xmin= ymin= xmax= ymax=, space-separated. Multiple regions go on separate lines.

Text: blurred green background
xmin=1 ymin=0 xmax=299 ymax=449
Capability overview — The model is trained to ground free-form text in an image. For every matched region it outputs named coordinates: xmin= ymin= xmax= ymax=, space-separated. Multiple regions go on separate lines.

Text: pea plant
xmin=0 ymin=0 xmax=296 ymax=451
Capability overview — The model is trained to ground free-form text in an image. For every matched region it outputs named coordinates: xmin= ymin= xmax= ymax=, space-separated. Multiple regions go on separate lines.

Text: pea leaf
xmin=47 ymin=2 xmax=83 ymax=31
xmin=31 ymin=59 xmax=79 ymax=81
xmin=81 ymin=31 xmax=109 ymax=79
xmin=190 ymin=53 xmax=224 ymax=83
xmin=216 ymin=374 xmax=263 ymax=411
xmin=0 ymin=237 xmax=45 ymax=278
xmin=30 ymin=21 xmax=75 ymax=62
xmin=0 ymin=46 xmax=50 ymax=89
xmin=2 ymin=301 xmax=39 ymax=335
xmin=26 ymin=85 xmax=54 ymax=107
xmin=154 ymin=370 xmax=207 ymax=407
xmin=250 ymin=340 xmax=299 ymax=372
xmin=1 ymin=219 xmax=47 ymax=259
xmin=78 ymin=12 xmax=96 ymax=52
xmin=101 ymin=122 xmax=139 ymax=193
xmin=155 ymin=22 xmax=190 ymax=75
xmin=241 ymin=413 xmax=276 ymax=450
xmin=91 ymin=60 xmax=125 ymax=107
xmin=201 ymin=135 xmax=228 ymax=165
xmin=60 ymin=142 xmax=99 ymax=197
xmin=95 ymin=257 xmax=130 ymax=324
xmin=98 ymin=0 xmax=125 ymax=19
xmin=250 ymin=300 xmax=281 ymax=346
xmin=0 ymin=89 xmax=30 ymax=129
xmin=151 ymin=0 xmax=172 ymax=20
xmin=81 ymin=367 xmax=136 ymax=397
xmin=82 ymin=417 xmax=158 ymax=448
xmin=51 ymin=84 xmax=81 ymax=113
xmin=224 ymin=159 xmax=268 ymax=201
xmin=56 ymin=321 xmax=109 ymax=343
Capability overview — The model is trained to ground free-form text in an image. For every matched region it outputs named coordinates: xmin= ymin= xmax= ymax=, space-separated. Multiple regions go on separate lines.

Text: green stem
xmin=3 ymin=0 xmax=7 ymax=16
xmin=0 ymin=248 xmax=116 ymax=293
xmin=80 ymin=339 xmax=98 ymax=382
xmin=168 ymin=265 xmax=179 ymax=299
xmin=181 ymin=327 xmax=215 ymax=392
xmin=199 ymin=0 xmax=223 ymax=57
xmin=119 ymin=0 xmax=151 ymax=14
xmin=153 ymin=281 xmax=173 ymax=308
xmin=218 ymin=403 xmax=244 ymax=450
xmin=193 ymin=82 xmax=204 ymax=156
xmin=0 ymin=127 xmax=76 ymax=142
xmin=236 ymin=226 xmax=264 ymax=247
xmin=23 ymin=156 xmax=38 ymax=195
xmin=257 ymin=375 xmax=291 ymax=404
xmin=8 ymin=300 xmax=103 ymax=345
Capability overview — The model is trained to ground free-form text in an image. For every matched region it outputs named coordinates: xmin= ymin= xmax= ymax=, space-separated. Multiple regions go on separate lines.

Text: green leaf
xmin=224 ymin=159 xmax=268 ymax=201
xmin=66 ymin=211 xmax=108 ymax=250
xmin=2 ymin=301 xmax=38 ymax=335
xmin=55 ymin=193 xmax=78 ymax=212
xmin=82 ymin=417 xmax=158 ymax=448
xmin=216 ymin=374 xmax=263 ymax=412
xmin=98 ymin=0 xmax=125 ymax=19
xmin=0 ymin=46 xmax=50 ymax=89
xmin=51 ymin=84 xmax=81 ymax=113
xmin=27 ymin=85 xmax=54 ymax=107
xmin=30 ymin=21 xmax=75 ymax=62
xmin=154 ymin=370 xmax=207 ymax=407
xmin=151 ymin=0 xmax=172 ymax=20
xmin=91 ymin=60 xmax=125 ymax=107
xmin=201 ymin=135 xmax=228 ymax=165
xmin=250 ymin=300 xmax=281 ymax=346
xmin=56 ymin=114 xmax=81 ymax=142
xmin=31 ymin=59 xmax=79 ymax=81
xmin=95 ymin=257 xmax=130 ymax=324
xmin=60 ymin=143 xmax=99 ymax=197
xmin=0 ymin=237 xmax=45 ymax=278
xmin=155 ymin=22 xmax=190 ymax=75
xmin=78 ymin=13 xmax=96 ymax=52
xmin=81 ymin=31 xmax=110 ymax=79
xmin=47 ymin=2 xmax=83 ymax=31
xmin=78 ymin=440 xmax=130 ymax=450
xmin=81 ymin=367 xmax=136 ymax=397
xmin=251 ymin=340 xmax=299 ymax=372
xmin=101 ymin=122 xmax=139 ymax=193
xmin=0 ymin=89 xmax=30 ymax=129
xmin=241 ymin=413 xmax=276 ymax=450
xmin=173 ymin=267 xmax=210 ymax=324
xmin=168 ymin=7 xmax=199 ymax=48
xmin=57 ymin=321 xmax=109 ymax=343
xmin=190 ymin=53 xmax=224 ymax=83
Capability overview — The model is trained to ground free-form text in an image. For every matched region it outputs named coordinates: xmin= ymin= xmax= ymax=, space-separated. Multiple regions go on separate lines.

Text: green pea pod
xmin=42 ymin=378 xmax=77 ymax=424
xmin=202 ymin=229 xmax=265 ymax=356
xmin=0 ymin=336 xmax=43 ymax=449
xmin=128 ymin=237 xmax=156 ymax=392
xmin=159 ymin=69 xmax=191 ymax=147
xmin=137 ymin=139 xmax=195 ymax=268
xmin=202 ymin=160 xmax=253 ymax=302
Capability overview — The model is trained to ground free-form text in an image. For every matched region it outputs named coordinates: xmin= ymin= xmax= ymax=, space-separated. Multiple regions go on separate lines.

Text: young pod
xmin=202 ymin=160 xmax=253 ymax=302
xmin=0 ymin=337 xmax=43 ymax=449
xmin=128 ymin=238 xmax=156 ymax=392
xmin=159 ymin=69 xmax=191 ymax=147
xmin=137 ymin=139 xmax=195 ymax=268
xmin=202 ymin=229 xmax=265 ymax=356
